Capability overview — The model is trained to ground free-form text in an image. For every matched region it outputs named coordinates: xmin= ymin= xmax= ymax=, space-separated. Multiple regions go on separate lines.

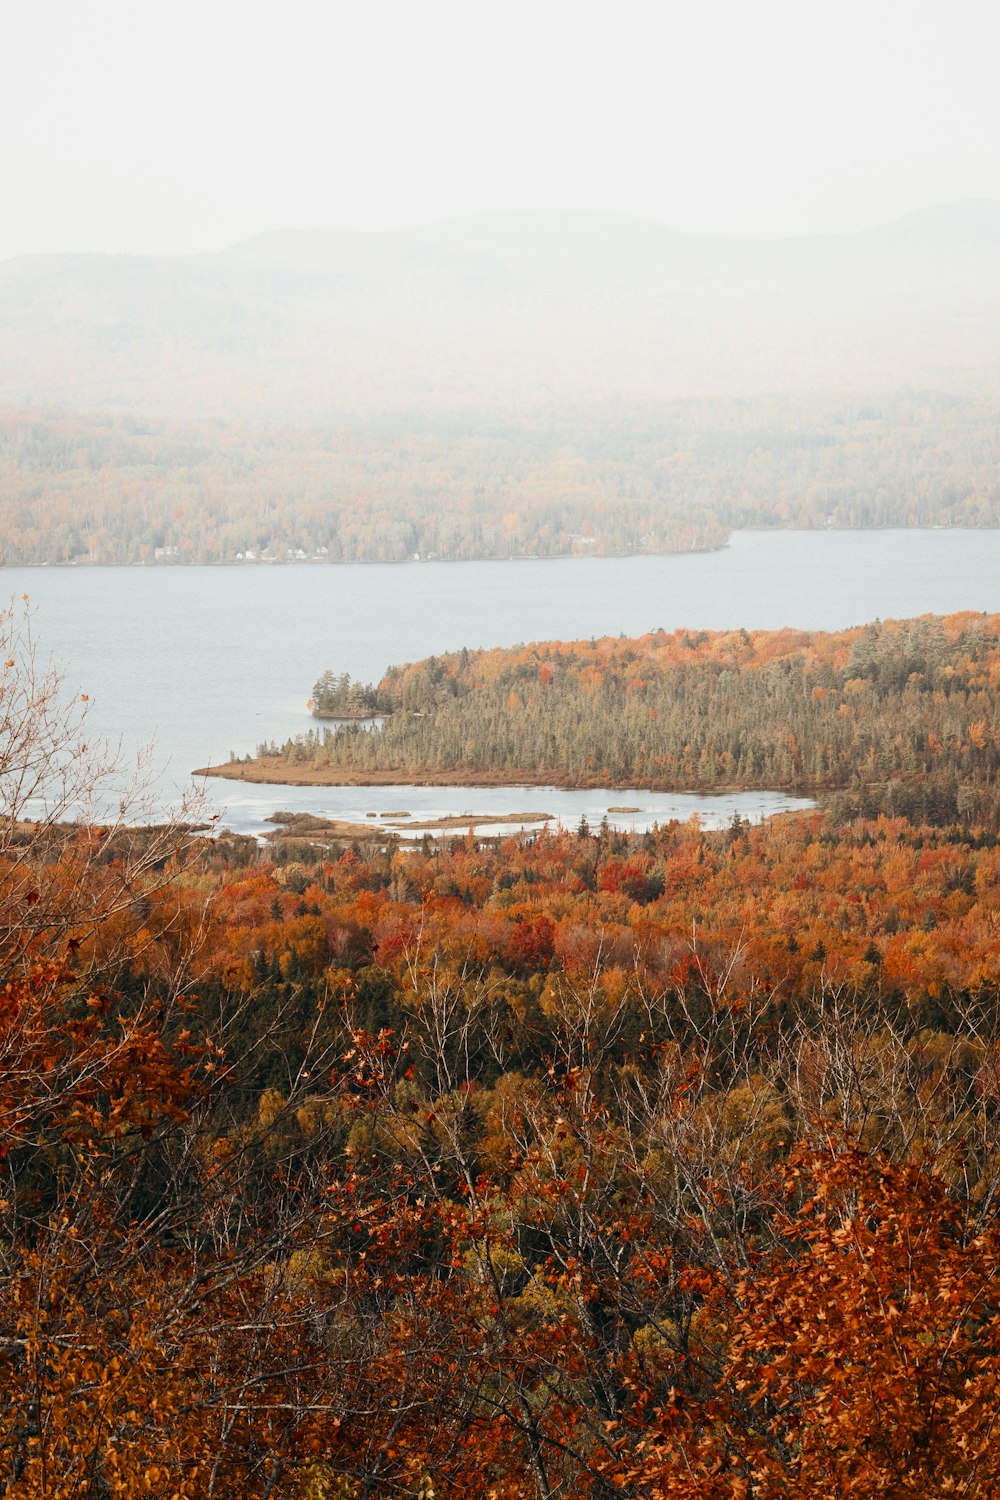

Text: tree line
xmin=2 ymin=389 xmax=998 ymax=564
xmin=309 ymin=670 xmax=393 ymax=719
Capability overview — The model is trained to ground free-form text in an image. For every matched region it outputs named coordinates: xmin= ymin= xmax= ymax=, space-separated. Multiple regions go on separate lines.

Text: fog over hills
xmin=1 ymin=202 xmax=998 ymax=423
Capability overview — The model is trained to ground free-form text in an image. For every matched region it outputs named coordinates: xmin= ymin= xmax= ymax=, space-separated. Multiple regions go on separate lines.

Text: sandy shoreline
xmin=194 ymin=759 xmax=592 ymax=789
xmin=192 ymin=757 xmax=820 ymax=798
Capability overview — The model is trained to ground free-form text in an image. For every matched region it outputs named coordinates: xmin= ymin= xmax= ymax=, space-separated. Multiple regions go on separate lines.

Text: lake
xmin=4 ymin=529 xmax=999 ymax=834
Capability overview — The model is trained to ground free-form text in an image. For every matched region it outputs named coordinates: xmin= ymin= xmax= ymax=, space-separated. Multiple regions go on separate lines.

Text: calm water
xmin=5 ymin=529 xmax=998 ymax=833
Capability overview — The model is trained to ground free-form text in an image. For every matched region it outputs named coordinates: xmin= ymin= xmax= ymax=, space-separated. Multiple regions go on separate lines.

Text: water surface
xmin=5 ymin=529 xmax=997 ymax=829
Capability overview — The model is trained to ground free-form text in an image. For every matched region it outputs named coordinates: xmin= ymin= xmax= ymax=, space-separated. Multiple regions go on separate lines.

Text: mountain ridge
xmin=1 ymin=200 xmax=997 ymax=422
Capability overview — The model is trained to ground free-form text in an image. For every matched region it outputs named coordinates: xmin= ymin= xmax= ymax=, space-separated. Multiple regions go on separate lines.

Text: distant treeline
xmin=256 ymin=613 xmax=1000 ymax=826
xmin=2 ymin=390 xmax=998 ymax=565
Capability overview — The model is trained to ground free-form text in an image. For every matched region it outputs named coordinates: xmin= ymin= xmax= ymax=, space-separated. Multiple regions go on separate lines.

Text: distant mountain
xmin=1 ymin=203 xmax=998 ymax=422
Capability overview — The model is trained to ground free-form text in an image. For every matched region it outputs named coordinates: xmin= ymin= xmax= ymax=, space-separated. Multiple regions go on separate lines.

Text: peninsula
xmin=194 ymin=613 xmax=1000 ymax=829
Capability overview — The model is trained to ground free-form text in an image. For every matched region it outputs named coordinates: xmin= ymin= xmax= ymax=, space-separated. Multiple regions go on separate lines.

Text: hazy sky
xmin=4 ymin=0 xmax=998 ymax=260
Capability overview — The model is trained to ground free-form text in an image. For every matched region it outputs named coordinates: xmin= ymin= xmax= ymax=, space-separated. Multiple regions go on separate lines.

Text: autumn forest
xmin=2 ymin=391 xmax=998 ymax=566
xmin=6 ymin=595 xmax=1000 ymax=1496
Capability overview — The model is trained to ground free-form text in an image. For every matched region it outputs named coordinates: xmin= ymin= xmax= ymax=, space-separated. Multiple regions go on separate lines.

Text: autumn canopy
xmin=2 ymin=603 xmax=1000 ymax=1497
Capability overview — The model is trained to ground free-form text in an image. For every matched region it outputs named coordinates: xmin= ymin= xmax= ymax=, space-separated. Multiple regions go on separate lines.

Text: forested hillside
xmin=2 ymin=392 xmax=997 ymax=564
xmin=9 ymin=628 xmax=1000 ymax=1493
xmin=237 ymin=613 xmax=1000 ymax=827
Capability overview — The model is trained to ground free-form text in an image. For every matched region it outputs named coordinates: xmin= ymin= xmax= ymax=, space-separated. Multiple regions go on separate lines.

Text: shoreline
xmin=12 ymin=527 xmax=1000 ymax=572
xmin=7 ymin=539 xmax=731 ymax=570
xmin=12 ymin=526 xmax=1000 ymax=572
xmin=193 ymin=757 xmax=822 ymax=798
